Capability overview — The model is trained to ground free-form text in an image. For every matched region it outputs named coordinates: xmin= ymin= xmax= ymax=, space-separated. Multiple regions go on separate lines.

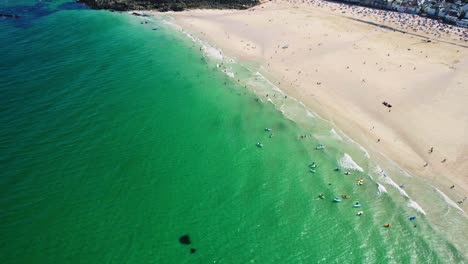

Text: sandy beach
xmin=154 ymin=0 xmax=468 ymax=207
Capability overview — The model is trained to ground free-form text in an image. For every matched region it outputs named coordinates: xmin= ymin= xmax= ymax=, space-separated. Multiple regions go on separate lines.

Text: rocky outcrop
xmin=78 ymin=0 xmax=260 ymax=11
xmin=0 ymin=13 xmax=21 ymax=18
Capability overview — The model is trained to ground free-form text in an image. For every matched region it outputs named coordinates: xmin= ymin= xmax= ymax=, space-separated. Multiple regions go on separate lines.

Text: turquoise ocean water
xmin=0 ymin=1 xmax=466 ymax=263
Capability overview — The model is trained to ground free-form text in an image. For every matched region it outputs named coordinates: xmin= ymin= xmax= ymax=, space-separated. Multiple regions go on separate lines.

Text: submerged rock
xmin=179 ymin=234 xmax=191 ymax=245
xmin=0 ymin=13 xmax=20 ymax=19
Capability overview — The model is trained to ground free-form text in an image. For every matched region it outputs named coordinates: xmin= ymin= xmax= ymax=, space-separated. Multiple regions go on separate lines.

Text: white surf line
xmin=306 ymin=110 xmax=316 ymax=119
xmin=170 ymin=15 xmax=424 ymax=212
xmin=158 ymin=13 xmax=439 ymax=219
xmin=329 ymin=124 xmax=371 ymax=159
xmin=203 ymin=45 xmax=224 ymax=60
xmin=248 ymin=69 xmax=360 ymax=146
xmin=178 ymin=29 xmax=372 ymax=175
xmin=240 ymin=69 xmax=325 ymax=125
xmin=339 ymin=153 xmax=364 ymax=172
xmin=253 ymin=72 xmax=285 ymax=94
xmin=375 ymin=166 xmax=427 ymax=215
xmin=434 ymin=187 xmax=467 ymax=216
xmin=377 ymin=183 xmax=388 ymax=194
xmin=185 ymin=33 xmax=239 ymax=81
xmin=359 ymin=146 xmax=370 ymax=158
xmin=159 ymin=16 xmax=229 ymax=64
xmin=377 ymin=166 xmax=409 ymax=198
xmin=220 ymin=65 xmax=235 ymax=78
xmin=162 ymin=16 xmax=333 ymax=141
xmin=189 ymin=36 xmax=378 ymax=183
xmin=329 ymin=128 xmax=343 ymax=141
xmin=376 ymin=151 xmax=414 ymax=178
xmin=407 ymin=200 xmax=427 ymax=215
xmin=170 ymin=16 xmax=426 ymax=213
xmin=166 ymin=14 xmax=412 ymax=195
xmin=255 ymin=65 xmax=337 ymax=123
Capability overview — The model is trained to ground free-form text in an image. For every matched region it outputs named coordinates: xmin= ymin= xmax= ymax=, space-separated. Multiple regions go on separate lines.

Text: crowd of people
xmin=276 ymin=0 xmax=468 ymax=42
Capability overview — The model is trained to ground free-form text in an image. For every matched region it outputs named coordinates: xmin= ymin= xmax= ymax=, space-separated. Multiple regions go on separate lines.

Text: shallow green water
xmin=0 ymin=1 xmax=465 ymax=263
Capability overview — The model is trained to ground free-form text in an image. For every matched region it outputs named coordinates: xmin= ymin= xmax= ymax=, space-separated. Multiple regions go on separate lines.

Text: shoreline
xmin=162 ymin=1 xmax=467 ymax=201
xmin=154 ymin=6 xmax=468 ymax=252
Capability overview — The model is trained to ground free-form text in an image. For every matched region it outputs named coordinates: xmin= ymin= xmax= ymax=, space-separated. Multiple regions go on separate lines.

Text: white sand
xmin=153 ymin=0 xmax=468 ymax=204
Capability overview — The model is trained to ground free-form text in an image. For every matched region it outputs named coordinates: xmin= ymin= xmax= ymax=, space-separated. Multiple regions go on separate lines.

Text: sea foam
xmin=202 ymin=46 xmax=223 ymax=60
xmin=330 ymin=128 xmax=343 ymax=141
xmin=383 ymin=175 xmax=409 ymax=198
xmin=434 ymin=188 xmax=466 ymax=215
xmin=339 ymin=153 xmax=364 ymax=172
xmin=377 ymin=183 xmax=388 ymax=194
xmin=407 ymin=200 xmax=426 ymax=215
xmin=359 ymin=146 xmax=370 ymax=158
xmin=224 ymin=69 xmax=235 ymax=78
xmin=375 ymin=167 xmax=410 ymax=198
